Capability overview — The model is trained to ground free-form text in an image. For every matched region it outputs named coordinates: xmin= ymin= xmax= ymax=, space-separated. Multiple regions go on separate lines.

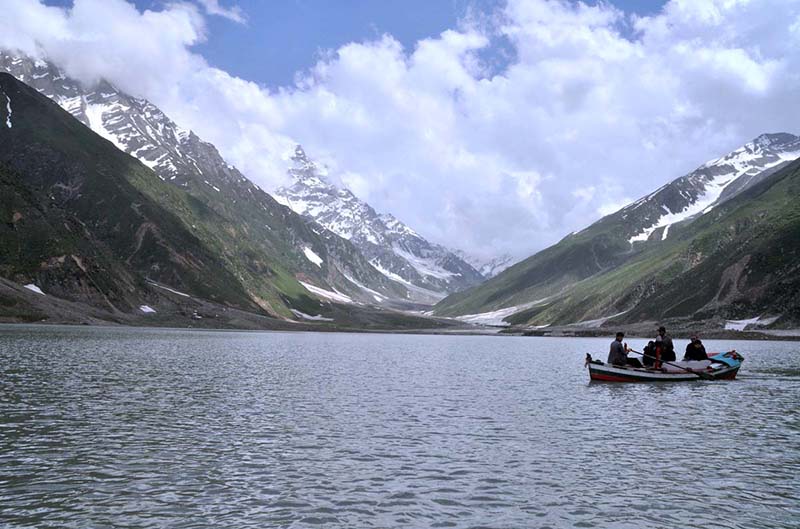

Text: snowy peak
xmin=275 ymin=146 xmax=485 ymax=299
xmin=703 ymin=132 xmax=800 ymax=173
xmin=455 ymin=252 xmax=516 ymax=278
xmin=749 ymin=132 xmax=799 ymax=152
xmin=289 ymin=145 xmax=328 ymax=186
xmin=0 ymin=51 xmax=249 ymax=192
xmin=623 ymin=132 xmax=800 ymax=243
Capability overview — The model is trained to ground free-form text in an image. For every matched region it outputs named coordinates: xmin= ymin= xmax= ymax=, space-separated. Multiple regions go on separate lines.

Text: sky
xmin=3 ymin=0 xmax=800 ymax=262
xmin=40 ymin=0 xmax=668 ymax=88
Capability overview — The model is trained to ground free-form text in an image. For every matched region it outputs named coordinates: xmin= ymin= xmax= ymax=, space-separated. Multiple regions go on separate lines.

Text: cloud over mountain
xmin=2 ymin=0 xmax=798 ymax=260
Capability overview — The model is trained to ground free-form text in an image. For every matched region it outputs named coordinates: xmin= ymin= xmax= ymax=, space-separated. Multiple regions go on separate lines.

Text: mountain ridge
xmin=0 ymin=51 xmax=434 ymax=311
xmin=273 ymin=146 xmax=486 ymax=302
xmin=434 ymin=132 xmax=800 ymax=329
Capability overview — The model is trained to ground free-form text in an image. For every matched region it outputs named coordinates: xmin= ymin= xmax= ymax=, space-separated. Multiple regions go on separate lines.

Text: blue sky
xmin=46 ymin=0 xmax=668 ymax=89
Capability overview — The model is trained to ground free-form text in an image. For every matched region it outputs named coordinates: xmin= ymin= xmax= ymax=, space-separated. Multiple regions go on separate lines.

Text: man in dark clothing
xmin=684 ymin=335 xmax=708 ymax=361
xmin=608 ymin=332 xmax=642 ymax=367
xmin=642 ymin=340 xmax=657 ymax=367
xmin=655 ymin=326 xmax=676 ymax=362
xmin=608 ymin=332 xmax=628 ymax=366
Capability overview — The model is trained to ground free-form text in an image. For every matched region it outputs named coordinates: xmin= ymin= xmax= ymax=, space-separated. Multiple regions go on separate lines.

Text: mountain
xmin=454 ymin=251 xmax=515 ymax=279
xmin=273 ymin=146 xmax=485 ymax=303
xmin=434 ymin=133 xmax=800 ymax=328
xmin=622 ymin=132 xmax=800 ymax=244
xmin=0 ymin=51 xmax=431 ymax=312
xmin=0 ymin=71 xmax=258 ymax=314
xmin=0 ymin=71 xmax=462 ymax=331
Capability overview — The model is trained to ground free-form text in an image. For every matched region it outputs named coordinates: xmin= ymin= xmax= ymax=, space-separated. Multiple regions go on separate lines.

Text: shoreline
xmin=1 ymin=319 xmax=798 ymax=342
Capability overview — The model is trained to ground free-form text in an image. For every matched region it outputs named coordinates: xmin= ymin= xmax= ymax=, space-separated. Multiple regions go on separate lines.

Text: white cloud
xmin=2 ymin=0 xmax=799 ymax=262
xmin=196 ymin=0 xmax=246 ymax=24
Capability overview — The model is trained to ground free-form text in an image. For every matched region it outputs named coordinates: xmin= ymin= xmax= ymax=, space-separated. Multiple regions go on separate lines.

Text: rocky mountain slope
xmin=274 ymin=146 xmax=485 ymax=302
xmin=0 ymin=72 xmax=258 ymax=315
xmin=0 ymin=51 xmax=428 ymax=312
xmin=435 ymin=133 xmax=800 ymax=329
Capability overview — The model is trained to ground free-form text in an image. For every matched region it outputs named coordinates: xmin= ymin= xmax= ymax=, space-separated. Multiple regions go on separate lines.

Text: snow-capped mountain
xmin=620 ymin=133 xmax=800 ymax=244
xmin=455 ymin=252 xmax=516 ymax=279
xmin=274 ymin=147 xmax=485 ymax=300
xmin=0 ymin=52 xmax=244 ymax=191
xmin=435 ymin=131 xmax=800 ymax=323
xmin=0 ymin=51 xmax=428 ymax=310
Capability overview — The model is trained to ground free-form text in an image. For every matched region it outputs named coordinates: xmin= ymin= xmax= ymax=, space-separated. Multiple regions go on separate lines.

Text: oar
xmin=628 ymin=349 xmax=715 ymax=380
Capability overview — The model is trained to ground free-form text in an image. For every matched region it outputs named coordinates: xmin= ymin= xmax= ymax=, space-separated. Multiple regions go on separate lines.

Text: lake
xmin=0 ymin=325 xmax=798 ymax=528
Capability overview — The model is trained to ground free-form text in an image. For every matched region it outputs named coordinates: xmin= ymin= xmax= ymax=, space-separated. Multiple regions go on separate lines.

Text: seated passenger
xmin=607 ymin=332 xmax=642 ymax=368
xmin=684 ymin=335 xmax=708 ymax=361
xmin=642 ymin=340 xmax=656 ymax=367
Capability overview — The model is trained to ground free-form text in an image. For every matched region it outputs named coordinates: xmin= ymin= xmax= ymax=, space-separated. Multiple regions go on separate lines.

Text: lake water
xmin=0 ymin=325 xmax=798 ymax=528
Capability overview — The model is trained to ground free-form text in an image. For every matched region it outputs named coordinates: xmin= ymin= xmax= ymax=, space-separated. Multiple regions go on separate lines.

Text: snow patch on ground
xmin=85 ymin=103 xmax=128 ymax=151
xmin=368 ymin=260 xmax=448 ymax=302
xmin=302 ymin=247 xmax=323 ymax=267
xmin=139 ymin=305 xmax=157 ymax=313
xmin=291 ymin=309 xmax=333 ymax=322
xmin=203 ymin=180 xmax=220 ymax=192
xmin=456 ymin=300 xmax=547 ymax=326
xmin=370 ymin=260 xmax=414 ymax=286
xmin=370 ymin=260 xmax=448 ymax=301
xmin=273 ymin=194 xmax=290 ymax=208
xmin=3 ymin=92 xmax=11 ymax=128
xmin=393 ymin=247 xmax=456 ymax=280
xmin=148 ymin=281 xmax=191 ymax=298
xmin=725 ymin=315 xmax=779 ymax=331
xmin=343 ymin=274 xmax=386 ymax=303
xmin=299 ymin=281 xmax=353 ymax=304
xmin=456 ymin=306 xmax=524 ymax=326
xmin=24 ymin=284 xmax=45 ymax=295
xmin=628 ymin=190 xmax=722 ymax=242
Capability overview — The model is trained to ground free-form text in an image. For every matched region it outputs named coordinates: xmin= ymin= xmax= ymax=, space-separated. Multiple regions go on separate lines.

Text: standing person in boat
xmin=655 ymin=326 xmax=676 ymax=362
xmin=683 ymin=335 xmax=708 ymax=361
xmin=608 ymin=332 xmax=643 ymax=368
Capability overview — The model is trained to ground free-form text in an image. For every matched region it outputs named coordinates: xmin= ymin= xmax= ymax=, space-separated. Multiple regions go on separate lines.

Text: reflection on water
xmin=0 ymin=325 xmax=798 ymax=528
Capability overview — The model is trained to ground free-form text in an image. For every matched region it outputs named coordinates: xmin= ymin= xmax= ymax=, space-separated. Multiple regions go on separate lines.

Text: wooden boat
xmin=586 ymin=351 xmax=743 ymax=382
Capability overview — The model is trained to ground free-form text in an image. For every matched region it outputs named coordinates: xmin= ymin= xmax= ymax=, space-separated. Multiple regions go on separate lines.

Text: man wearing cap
xmin=655 ymin=325 xmax=676 ymax=362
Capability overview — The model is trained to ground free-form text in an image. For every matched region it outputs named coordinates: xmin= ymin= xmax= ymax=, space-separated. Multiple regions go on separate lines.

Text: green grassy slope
xmin=0 ymin=72 xmax=277 ymax=314
xmin=437 ymin=157 xmax=800 ymax=327
xmin=434 ymin=208 xmax=638 ymax=317
xmin=621 ymin=159 xmax=800 ymax=323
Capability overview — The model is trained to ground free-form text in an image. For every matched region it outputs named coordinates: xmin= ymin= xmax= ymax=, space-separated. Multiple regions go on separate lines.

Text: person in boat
xmin=655 ymin=326 xmax=676 ymax=362
xmin=683 ymin=335 xmax=708 ymax=361
xmin=608 ymin=332 xmax=643 ymax=368
xmin=642 ymin=340 xmax=657 ymax=367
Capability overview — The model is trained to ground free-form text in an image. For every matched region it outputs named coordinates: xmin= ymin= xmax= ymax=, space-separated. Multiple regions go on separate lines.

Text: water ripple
xmin=0 ymin=326 xmax=798 ymax=528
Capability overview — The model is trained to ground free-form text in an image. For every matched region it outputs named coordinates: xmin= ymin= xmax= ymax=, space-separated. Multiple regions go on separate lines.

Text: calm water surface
xmin=0 ymin=325 xmax=798 ymax=528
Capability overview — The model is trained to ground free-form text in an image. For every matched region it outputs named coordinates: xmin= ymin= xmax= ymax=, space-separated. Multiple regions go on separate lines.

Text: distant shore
xmin=1 ymin=319 xmax=798 ymax=342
